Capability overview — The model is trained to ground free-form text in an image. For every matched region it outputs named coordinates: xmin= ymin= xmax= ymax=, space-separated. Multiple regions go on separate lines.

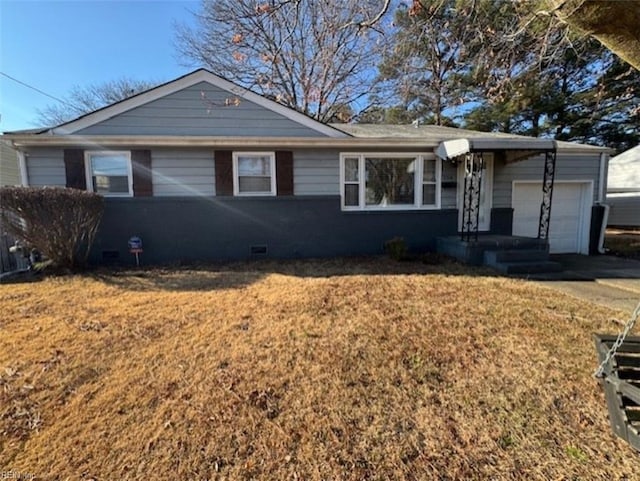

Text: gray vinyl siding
xmin=25 ymin=149 xmax=65 ymax=187
xmin=153 ymin=148 xmax=342 ymax=197
xmin=294 ymin=150 xmax=339 ymax=195
xmin=607 ymin=196 xmax=640 ymax=227
xmin=152 ymin=149 xmax=215 ymax=196
xmin=76 ymin=82 xmax=327 ymax=137
xmin=0 ymin=142 xmax=20 ymax=185
xmin=493 ymin=152 xmax=601 ymax=208
xmin=21 ymin=147 xmax=465 ymax=209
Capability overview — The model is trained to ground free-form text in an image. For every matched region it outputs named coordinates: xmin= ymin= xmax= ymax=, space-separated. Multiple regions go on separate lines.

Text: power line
xmin=0 ymin=71 xmax=77 ymax=108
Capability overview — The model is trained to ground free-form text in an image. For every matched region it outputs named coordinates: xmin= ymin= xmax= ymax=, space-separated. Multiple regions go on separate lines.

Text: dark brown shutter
xmin=131 ymin=150 xmax=153 ymax=197
xmin=64 ymin=149 xmax=86 ymax=190
xmin=215 ymin=150 xmax=233 ymax=196
xmin=275 ymin=150 xmax=294 ymax=196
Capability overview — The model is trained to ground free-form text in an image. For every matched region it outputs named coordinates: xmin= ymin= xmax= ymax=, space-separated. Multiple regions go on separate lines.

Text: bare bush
xmin=0 ymin=187 xmax=104 ymax=270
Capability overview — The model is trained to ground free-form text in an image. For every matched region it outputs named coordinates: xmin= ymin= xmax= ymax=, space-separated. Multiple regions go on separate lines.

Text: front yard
xmin=1 ymin=258 xmax=639 ymax=480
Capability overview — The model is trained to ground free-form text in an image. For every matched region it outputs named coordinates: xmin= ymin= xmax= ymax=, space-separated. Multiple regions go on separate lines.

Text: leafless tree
xmin=175 ymin=0 xmax=391 ymax=122
xmin=37 ymin=78 xmax=157 ymax=127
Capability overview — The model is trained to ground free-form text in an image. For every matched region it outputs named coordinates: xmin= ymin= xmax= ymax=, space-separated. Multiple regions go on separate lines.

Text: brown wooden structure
xmin=594 ymin=334 xmax=640 ymax=451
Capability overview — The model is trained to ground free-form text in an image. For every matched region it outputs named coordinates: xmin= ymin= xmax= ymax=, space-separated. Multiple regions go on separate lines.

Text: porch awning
xmin=435 ymin=138 xmax=557 ymax=163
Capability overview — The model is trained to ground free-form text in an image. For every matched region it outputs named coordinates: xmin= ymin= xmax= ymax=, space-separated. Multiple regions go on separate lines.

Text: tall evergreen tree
xmin=375 ymin=0 xmax=484 ymax=126
xmin=373 ymin=0 xmax=551 ymax=126
xmin=374 ymin=0 xmax=640 ymax=151
xmin=566 ymin=55 xmax=640 ymax=153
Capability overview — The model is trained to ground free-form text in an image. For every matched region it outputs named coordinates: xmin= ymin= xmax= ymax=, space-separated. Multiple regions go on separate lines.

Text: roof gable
xmin=609 ymin=145 xmax=640 ymax=189
xmin=51 ymin=70 xmax=347 ymax=138
xmin=610 ymin=145 xmax=640 ymax=165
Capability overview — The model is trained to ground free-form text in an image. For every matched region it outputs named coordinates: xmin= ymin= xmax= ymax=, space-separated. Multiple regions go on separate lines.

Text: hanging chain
xmin=594 ymin=300 xmax=640 ymax=379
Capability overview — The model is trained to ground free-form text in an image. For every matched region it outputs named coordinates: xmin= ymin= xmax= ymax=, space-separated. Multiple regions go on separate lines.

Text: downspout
xmin=597 ymin=151 xmax=609 ymax=254
xmin=598 ymin=204 xmax=610 ymax=254
xmin=16 ymin=148 xmax=29 ymax=186
xmin=598 ymin=151 xmax=608 ymax=203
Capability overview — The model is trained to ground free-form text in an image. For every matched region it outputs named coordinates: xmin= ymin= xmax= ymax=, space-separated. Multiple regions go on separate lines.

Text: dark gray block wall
xmin=91 ymin=196 xmax=460 ymax=265
xmin=490 ymin=208 xmax=514 ymax=236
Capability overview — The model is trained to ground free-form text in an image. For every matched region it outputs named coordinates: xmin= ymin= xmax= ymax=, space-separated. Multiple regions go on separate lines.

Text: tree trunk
xmin=546 ymin=0 xmax=640 ymax=70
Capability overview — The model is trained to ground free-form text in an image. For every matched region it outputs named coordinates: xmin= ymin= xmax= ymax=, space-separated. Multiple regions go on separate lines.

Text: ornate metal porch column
xmin=538 ymin=150 xmax=557 ymax=240
xmin=461 ymin=152 xmax=484 ymax=242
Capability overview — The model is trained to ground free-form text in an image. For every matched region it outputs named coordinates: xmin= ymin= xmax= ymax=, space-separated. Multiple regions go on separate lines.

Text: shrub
xmin=0 ymin=187 xmax=104 ymax=270
xmin=384 ymin=236 xmax=408 ymax=261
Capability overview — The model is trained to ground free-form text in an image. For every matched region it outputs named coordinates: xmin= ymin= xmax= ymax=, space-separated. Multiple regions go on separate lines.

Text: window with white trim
xmin=340 ymin=153 xmax=440 ymax=210
xmin=422 ymin=156 xmax=437 ymax=205
xmin=233 ymin=152 xmax=276 ymax=196
xmin=85 ymin=151 xmax=132 ymax=196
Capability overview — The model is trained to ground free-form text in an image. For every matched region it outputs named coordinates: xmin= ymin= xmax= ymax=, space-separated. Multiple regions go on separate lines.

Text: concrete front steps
xmin=483 ymin=248 xmax=563 ymax=274
xmin=436 ymin=235 xmax=563 ymax=274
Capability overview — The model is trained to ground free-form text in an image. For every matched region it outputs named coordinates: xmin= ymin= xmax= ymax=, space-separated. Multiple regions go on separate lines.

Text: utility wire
xmin=0 ymin=71 xmax=78 ymax=108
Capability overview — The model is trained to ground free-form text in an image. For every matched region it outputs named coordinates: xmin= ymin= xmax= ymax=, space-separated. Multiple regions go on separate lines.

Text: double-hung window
xmin=340 ymin=153 xmax=440 ymax=210
xmin=233 ymin=152 xmax=276 ymax=196
xmin=85 ymin=151 xmax=132 ymax=196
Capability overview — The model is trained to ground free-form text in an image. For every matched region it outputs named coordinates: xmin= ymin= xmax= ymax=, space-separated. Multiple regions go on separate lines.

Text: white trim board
xmin=50 ymin=69 xmax=348 ymax=138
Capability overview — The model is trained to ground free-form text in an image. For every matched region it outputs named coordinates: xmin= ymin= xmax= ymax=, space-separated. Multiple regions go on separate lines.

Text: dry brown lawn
xmin=606 ymin=229 xmax=640 ymax=260
xmin=1 ymin=258 xmax=639 ymax=480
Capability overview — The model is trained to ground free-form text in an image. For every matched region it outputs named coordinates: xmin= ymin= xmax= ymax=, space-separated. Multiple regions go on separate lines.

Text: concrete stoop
xmin=436 ymin=235 xmax=564 ymax=274
xmin=483 ymin=248 xmax=563 ymax=274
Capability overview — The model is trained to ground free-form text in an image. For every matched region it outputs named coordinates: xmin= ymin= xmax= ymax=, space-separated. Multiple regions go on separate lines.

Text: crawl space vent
xmin=250 ymin=245 xmax=268 ymax=255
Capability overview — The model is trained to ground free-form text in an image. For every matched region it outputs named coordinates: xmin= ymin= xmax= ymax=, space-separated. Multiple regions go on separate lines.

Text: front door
xmin=457 ymin=153 xmax=494 ymax=232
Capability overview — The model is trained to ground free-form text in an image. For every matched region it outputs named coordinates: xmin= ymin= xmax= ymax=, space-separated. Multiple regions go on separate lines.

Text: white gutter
xmin=4 ymin=135 xmax=441 ymax=149
xmin=2 ymin=134 xmax=613 ymax=154
xmin=16 ymin=149 xmax=28 ymax=186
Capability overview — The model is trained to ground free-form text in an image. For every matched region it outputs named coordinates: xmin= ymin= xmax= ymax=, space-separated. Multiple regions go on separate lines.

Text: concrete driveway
xmin=526 ymin=254 xmax=640 ymax=312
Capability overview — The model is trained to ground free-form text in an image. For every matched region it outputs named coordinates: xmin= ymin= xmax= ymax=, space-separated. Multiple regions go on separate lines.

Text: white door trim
xmin=457 ymin=153 xmax=494 ymax=232
xmin=511 ymin=180 xmax=593 ymax=255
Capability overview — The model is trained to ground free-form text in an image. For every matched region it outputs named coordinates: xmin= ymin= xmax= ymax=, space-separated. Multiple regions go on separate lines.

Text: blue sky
xmin=0 ymin=0 xmax=200 ymax=132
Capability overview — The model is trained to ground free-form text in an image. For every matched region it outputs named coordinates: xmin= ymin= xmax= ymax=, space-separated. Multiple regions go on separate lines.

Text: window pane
xmin=91 ymin=154 xmax=128 ymax=176
xmin=239 ymin=176 xmax=271 ymax=193
xmin=344 ymin=184 xmax=359 ymax=206
xmin=423 ymin=159 xmax=436 ymax=182
xmin=93 ymin=175 xmax=129 ymax=194
xmin=423 ymin=184 xmax=436 ymax=205
xmin=365 ymin=157 xmax=415 ymax=206
xmin=90 ymin=153 xmax=129 ymax=195
xmin=238 ymin=156 xmax=270 ymax=176
xmin=344 ymin=157 xmax=359 ymax=182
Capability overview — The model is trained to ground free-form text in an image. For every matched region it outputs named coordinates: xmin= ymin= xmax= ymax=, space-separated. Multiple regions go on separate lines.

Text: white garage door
xmin=512 ymin=182 xmax=592 ymax=254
